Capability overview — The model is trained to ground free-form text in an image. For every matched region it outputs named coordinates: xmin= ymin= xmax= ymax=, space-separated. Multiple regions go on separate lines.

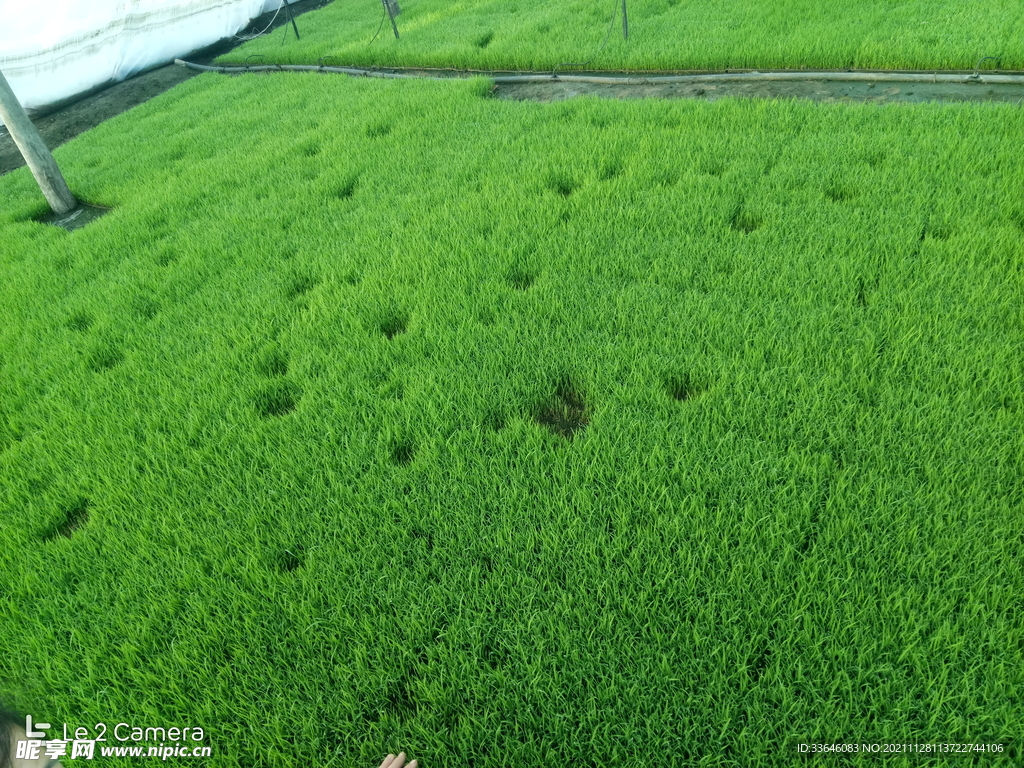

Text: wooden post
xmin=0 ymin=68 xmax=76 ymax=215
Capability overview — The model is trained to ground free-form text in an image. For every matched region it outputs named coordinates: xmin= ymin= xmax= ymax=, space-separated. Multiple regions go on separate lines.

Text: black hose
xmin=174 ymin=60 xmax=1024 ymax=86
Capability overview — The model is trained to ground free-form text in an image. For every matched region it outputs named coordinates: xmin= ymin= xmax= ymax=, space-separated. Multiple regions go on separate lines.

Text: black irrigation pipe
xmin=175 ymin=59 xmax=1024 ymax=85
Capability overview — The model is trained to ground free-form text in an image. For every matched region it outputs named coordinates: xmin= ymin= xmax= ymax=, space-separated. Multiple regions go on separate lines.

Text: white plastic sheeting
xmin=0 ymin=0 xmax=282 ymax=124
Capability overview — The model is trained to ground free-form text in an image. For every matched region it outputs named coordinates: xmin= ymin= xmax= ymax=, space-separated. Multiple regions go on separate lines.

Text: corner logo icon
xmin=25 ymin=715 xmax=50 ymax=738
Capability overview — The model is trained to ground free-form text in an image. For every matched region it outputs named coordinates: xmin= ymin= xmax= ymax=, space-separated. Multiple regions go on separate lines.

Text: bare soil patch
xmin=496 ymin=77 xmax=1024 ymax=106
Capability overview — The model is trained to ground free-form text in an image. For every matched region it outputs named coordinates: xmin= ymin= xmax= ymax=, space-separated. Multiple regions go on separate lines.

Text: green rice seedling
xmin=0 ymin=74 xmax=1021 ymax=766
xmin=220 ymin=0 xmax=1024 ymax=72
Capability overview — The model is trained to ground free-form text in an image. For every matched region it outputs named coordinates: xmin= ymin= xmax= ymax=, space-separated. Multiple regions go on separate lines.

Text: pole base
xmin=36 ymin=201 xmax=110 ymax=231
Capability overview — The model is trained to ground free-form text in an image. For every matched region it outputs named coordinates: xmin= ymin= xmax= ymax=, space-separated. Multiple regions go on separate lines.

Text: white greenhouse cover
xmin=0 ymin=0 xmax=282 ymax=125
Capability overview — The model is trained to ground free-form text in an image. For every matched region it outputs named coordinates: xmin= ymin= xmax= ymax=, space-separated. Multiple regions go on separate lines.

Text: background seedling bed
xmin=218 ymin=0 xmax=1024 ymax=73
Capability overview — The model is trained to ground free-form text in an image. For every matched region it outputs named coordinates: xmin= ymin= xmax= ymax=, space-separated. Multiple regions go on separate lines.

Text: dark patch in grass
xmin=553 ymin=105 xmax=580 ymax=124
xmin=385 ymin=672 xmax=418 ymax=720
xmin=507 ymin=267 xmax=536 ymax=290
xmin=43 ymin=498 xmax=89 ymax=542
xmin=875 ymin=336 xmax=887 ymax=360
xmin=484 ymin=410 xmax=506 ymax=432
xmin=361 ymin=706 xmax=382 ymax=726
xmin=547 ymin=174 xmax=577 ymax=197
xmin=255 ymin=381 xmax=301 ymax=418
xmin=666 ymin=373 xmax=705 ymax=401
xmin=337 ymin=176 xmax=359 ymax=200
xmin=599 ymin=159 xmax=623 ymax=180
xmin=654 ymin=167 xmax=679 ymax=186
xmin=477 ymin=307 xmax=495 ymax=326
xmin=67 ymin=312 xmax=93 ymax=332
xmin=749 ymin=640 xmax=772 ymax=684
xmin=413 ymin=644 xmax=429 ymax=669
xmin=299 ymin=141 xmax=320 ymax=158
xmin=1008 ymin=210 xmax=1024 ymax=231
xmin=382 ymin=379 xmax=405 ymax=401
xmin=825 ymin=187 xmax=854 ymax=203
xmin=826 ymin=442 xmax=845 ymax=472
xmin=410 ymin=525 xmax=434 ymax=552
xmin=731 ymin=208 xmax=762 ymax=235
xmin=366 ymin=122 xmax=392 ymax=138
xmin=657 ymin=113 xmax=682 ymax=130
xmin=257 ymin=348 xmax=289 ymax=378
xmin=286 ymin=274 xmax=318 ymax=301
xmin=857 ymin=384 xmax=880 ymax=410
xmin=702 ymin=489 xmax=723 ymax=514
xmin=277 ymin=546 xmax=304 ymax=573
xmin=796 ymin=532 xmax=816 ymax=557
xmin=380 ymin=312 xmax=408 ymax=340
xmin=155 ymin=248 xmax=178 ymax=267
xmin=342 ymin=271 xmax=361 ymax=286
xmin=131 ymin=294 xmax=160 ymax=321
xmin=88 ymin=345 xmax=123 ymax=372
xmin=481 ymin=639 xmax=509 ymax=668
xmin=391 ymin=439 xmax=415 ymax=466
xmin=0 ymin=422 xmax=19 ymax=454
xmin=478 ymin=555 xmax=493 ymax=577
xmin=855 ymin=277 xmax=870 ymax=307
xmin=929 ymin=226 xmax=952 ymax=241
xmin=429 ymin=620 xmax=449 ymax=646
xmin=475 ymin=30 xmax=494 ymax=48
xmin=795 ymin=498 xmax=823 ymax=557
xmin=865 ymin=152 xmax=884 ymax=168
xmin=535 ymin=377 xmax=589 ymax=440
xmin=701 ymin=161 xmax=724 ymax=177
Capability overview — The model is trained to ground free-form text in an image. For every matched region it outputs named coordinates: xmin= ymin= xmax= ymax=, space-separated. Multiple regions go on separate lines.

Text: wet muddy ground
xmin=496 ymin=77 xmax=1024 ymax=106
xmin=3 ymin=3 xmax=1023 ymax=177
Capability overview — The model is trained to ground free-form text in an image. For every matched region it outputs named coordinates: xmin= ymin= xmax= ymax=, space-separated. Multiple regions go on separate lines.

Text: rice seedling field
xmin=1 ymin=71 xmax=1022 ymax=766
xmin=218 ymin=0 xmax=1024 ymax=73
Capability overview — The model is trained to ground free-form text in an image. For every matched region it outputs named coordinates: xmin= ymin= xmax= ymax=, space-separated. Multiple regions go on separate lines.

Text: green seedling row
xmin=219 ymin=0 xmax=1024 ymax=72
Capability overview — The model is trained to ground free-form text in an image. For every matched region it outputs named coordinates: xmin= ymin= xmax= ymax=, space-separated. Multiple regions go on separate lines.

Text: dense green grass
xmin=1 ymin=73 xmax=1023 ymax=766
xmin=218 ymin=0 xmax=1024 ymax=72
